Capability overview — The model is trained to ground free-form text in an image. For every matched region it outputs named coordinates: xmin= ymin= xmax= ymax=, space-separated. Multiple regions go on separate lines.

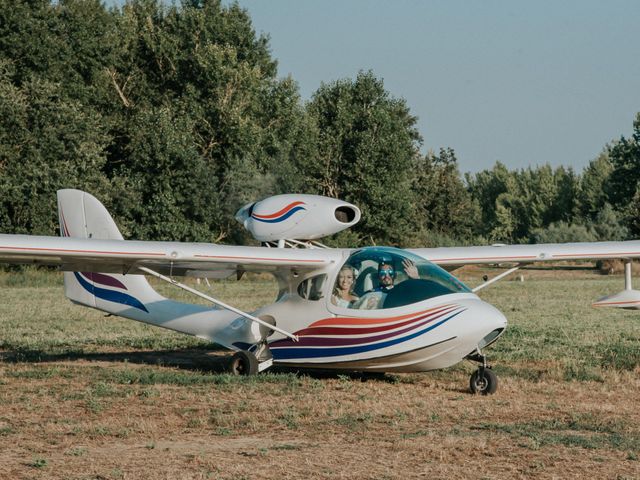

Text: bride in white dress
xmin=331 ymin=265 xmax=359 ymax=308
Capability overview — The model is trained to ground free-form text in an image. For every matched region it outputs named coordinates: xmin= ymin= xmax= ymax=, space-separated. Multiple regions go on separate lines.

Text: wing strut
xmin=138 ymin=266 xmax=299 ymax=342
xmin=472 ymin=265 xmax=521 ymax=293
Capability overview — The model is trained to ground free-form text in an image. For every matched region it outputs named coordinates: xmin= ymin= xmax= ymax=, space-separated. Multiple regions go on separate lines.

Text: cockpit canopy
xmin=331 ymin=247 xmax=470 ymax=310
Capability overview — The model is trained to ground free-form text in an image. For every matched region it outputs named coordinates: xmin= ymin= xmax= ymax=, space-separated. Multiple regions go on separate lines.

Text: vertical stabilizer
xmin=57 ymin=189 xmax=163 ymax=316
xmin=55 ymin=190 xmax=258 ymax=351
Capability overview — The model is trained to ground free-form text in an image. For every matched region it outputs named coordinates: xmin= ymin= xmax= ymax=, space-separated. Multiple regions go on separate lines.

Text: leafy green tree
xmin=306 ymin=71 xmax=422 ymax=246
xmin=412 ymin=148 xmax=480 ymax=242
xmin=578 ymin=152 xmax=613 ymax=219
xmin=468 ymin=163 xmax=581 ymax=243
xmin=7 ymin=0 xmax=634 ymax=249
xmin=607 ymin=113 xmax=640 ymax=212
xmin=111 ymin=105 xmax=224 ymax=241
xmin=0 ymin=0 xmax=317 ymax=242
xmin=0 ymin=67 xmax=111 ymax=235
xmin=623 ymin=188 xmax=640 ymax=237
xmin=531 ymin=221 xmax=598 ymax=244
xmin=466 ymin=161 xmax=513 ymax=239
xmin=0 ymin=0 xmax=116 ymax=104
xmin=591 ymin=203 xmax=628 ymax=241
xmin=102 ymin=0 xmax=314 ymax=240
xmin=531 ymin=204 xmax=627 ymax=244
xmin=547 ymin=166 xmax=580 ymax=224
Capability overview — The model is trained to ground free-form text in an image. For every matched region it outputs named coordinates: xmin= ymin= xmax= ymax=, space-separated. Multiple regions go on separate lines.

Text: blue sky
xmin=113 ymin=1 xmax=640 ymax=174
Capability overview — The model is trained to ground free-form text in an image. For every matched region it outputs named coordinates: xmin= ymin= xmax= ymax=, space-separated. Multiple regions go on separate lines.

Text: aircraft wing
xmin=0 ymin=234 xmax=340 ymax=278
xmin=409 ymin=241 xmax=640 ymax=267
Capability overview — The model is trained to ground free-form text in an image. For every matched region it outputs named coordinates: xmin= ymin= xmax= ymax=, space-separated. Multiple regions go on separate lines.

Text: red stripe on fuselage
xmin=295 ymin=305 xmax=457 ymax=337
xmin=309 ymin=304 xmax=455 ymax=328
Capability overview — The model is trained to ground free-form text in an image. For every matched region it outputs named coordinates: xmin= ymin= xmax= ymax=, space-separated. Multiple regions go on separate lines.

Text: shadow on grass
xmin=0 ymin=347 xmax=401 ymax=383
xmin=0 ymin=346 xmax=232 ymax=372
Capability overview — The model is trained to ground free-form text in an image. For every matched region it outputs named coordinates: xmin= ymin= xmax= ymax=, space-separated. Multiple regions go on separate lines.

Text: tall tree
xmin=102 ymin=0 xmax=314 ymax=240
xmin=0 ymin=67 xmax=111 ymax=235
xmin=606 ymin=113 xmax=640 ymax=234
xmin=305 ymin=71 xmax=422 ymax=246
xmin=468 ymin=163 xmax=581 ymax=243
xmin=412 ymin=148 xmax=479 ymax=242
xmin=466 ymin=162 xmax=515 ymax=241
xmin=578 ymin=152 xmax=613 ymax=219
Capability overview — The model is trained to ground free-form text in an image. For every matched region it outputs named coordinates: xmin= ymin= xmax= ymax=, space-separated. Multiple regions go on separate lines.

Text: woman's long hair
xmin=333 ymin=265 xmax=357 ymax=299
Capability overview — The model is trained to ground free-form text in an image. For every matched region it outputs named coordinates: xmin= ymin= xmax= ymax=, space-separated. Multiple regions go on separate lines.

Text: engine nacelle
xmin=235 ymin=194 xmax=361 ymax=242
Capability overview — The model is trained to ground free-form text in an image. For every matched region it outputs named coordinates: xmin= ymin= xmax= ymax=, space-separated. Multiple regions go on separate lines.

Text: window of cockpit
xmin=297 ymin=274 xmax=327 ymax=301
xmin=337 ymin=247 xmax=470 ymax=310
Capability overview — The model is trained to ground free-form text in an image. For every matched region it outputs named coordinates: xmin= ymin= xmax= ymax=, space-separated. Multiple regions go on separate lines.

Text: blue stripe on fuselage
xmin=74 ymin=272 xmax=149 ymax=313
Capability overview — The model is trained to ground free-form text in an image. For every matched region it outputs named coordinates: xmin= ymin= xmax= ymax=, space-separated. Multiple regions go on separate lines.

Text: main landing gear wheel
xmin=228 ymin=351 xmax=259 ymax=376
xmin=469 ymin=367 xmax=498 ymax=395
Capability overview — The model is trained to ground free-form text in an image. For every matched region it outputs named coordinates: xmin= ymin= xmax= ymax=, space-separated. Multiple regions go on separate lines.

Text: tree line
xmin=0 ymin=0 xmax=638 ymax=248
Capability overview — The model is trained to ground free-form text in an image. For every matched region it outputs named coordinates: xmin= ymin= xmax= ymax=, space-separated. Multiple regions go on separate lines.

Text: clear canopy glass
xmin=330 ymin=247 xmax=470 ymax=310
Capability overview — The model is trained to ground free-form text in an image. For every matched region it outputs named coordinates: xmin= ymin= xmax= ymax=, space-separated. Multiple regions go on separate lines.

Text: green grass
xmin=0 ymin=268 xmax=638 ymax=382
xmin=0 ymin=268 xmax=276 ymax=354
xmin=478 ymin=275 xmax=640 ymax=379
xmin=28 ymin=457 xmax=48 ymax=468
xmin=1 ymin=268 xmax=637 ymax=480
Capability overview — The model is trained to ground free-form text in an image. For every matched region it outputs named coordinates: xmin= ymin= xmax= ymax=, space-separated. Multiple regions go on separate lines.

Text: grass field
xmin=0 ymin=267 xmax=639 ymax=479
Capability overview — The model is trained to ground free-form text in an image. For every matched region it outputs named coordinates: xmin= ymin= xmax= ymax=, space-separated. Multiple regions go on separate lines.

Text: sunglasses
xmin=378 ymin=268 xmax=395 ymax=278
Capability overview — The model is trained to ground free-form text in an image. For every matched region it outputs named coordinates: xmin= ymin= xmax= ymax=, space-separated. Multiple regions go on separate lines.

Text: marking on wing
xmin=593 ymin=300 xmax=640 ymax=306
xmin=554 ymin=252 xmax=640 ymax=258
xmin=0 ymin=246 xmax=166 ymax=256
xmin=193 ymin=254 xmax=324 ymax=263
xmin=432 ymin=255 xmax=538 ymax=262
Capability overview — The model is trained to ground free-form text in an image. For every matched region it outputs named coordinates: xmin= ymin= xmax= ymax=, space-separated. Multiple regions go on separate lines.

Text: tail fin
xmin=57 ymin=189 xmax=163 ymax=317
xmin=56 ymin=189 xmax=260 ymax=350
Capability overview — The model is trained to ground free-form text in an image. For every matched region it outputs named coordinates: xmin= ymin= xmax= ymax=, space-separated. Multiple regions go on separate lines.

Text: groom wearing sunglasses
xmin=373 ymin=259 xmax=419 ymax=293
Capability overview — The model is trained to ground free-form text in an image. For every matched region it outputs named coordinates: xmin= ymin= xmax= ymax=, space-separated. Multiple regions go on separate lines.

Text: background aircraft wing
xmin=409 ymin=241 xmax=640 ymax=267
xmin=0 ymin=234 xmax=340 ymax=278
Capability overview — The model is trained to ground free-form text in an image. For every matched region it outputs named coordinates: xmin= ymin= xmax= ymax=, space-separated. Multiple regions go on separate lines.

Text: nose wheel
xmin=467 ymin=349 xmax=498 ymax=395
xmin=470 ymin=367 xmax=498 ymax=394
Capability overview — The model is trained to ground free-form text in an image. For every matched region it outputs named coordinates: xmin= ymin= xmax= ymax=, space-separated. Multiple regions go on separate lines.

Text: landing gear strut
xmin=467 ymin=349 xmax=498 ymax=395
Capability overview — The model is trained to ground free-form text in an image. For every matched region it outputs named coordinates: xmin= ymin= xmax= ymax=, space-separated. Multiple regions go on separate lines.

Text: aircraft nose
xmin=476 ymin=301 xmax=508 ymax=349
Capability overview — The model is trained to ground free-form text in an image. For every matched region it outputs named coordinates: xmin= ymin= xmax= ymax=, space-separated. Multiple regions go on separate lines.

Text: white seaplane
xmin=1 ymin=190 xmax=639 ymax=394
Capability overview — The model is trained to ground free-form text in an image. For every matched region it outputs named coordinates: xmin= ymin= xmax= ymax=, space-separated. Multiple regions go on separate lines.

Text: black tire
xmin=469 ymin=368 xmax=498 ymax=395
xmin=228 ymin=351 xmax=259 ymax=376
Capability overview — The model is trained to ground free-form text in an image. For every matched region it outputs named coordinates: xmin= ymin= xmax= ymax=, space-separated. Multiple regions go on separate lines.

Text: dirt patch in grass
xmin=0 ymin=358 xmax=638 ymax=479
